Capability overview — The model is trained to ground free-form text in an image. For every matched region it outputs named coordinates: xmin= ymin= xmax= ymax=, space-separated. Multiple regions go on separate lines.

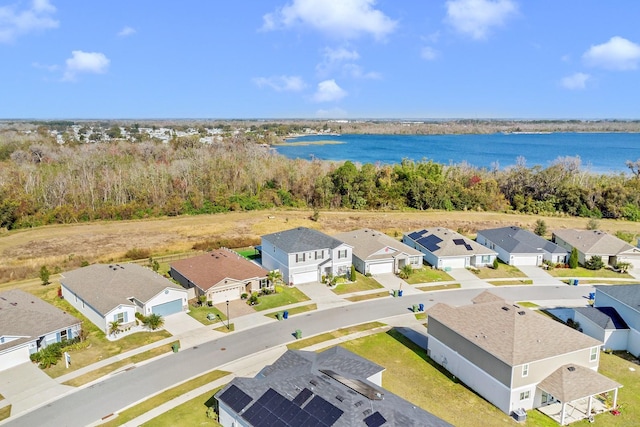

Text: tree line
xmin=1 ymin=127 xmax=640 ymax=230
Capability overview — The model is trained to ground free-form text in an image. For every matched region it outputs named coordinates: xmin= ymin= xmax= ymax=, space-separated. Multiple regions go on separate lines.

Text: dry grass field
xmin=1 ymin=209 xmax=639 ymax=284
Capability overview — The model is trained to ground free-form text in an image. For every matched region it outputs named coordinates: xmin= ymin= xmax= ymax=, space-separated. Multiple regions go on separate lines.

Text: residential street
xmin=2 ymin=285 xmax=592 ymax=427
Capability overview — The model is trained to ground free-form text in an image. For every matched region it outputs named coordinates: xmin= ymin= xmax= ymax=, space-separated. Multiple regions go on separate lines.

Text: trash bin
xmin=172 ymin=342 xmax=180 ymax=353
xmin=588 ymin=292 xmax=595 ymax=300
xmin=412 ymin=304 xmax=419 ymax=312
xmin=574 ymin=279 xmax=579 ymax=286
xmin=419 ymin=303 xmax=424 ymax=312
xmin=283 ymin=310 xmax=289 ymax=319
xmin=276 ymin=312 xmax=283 ymax=320
xmin=398 ymin=290 xmax=403 ymax=297
xmin=393 ymin=290 xmax=399 ymax=297
xmin=295 ymin=329 xmax=302 ymax=339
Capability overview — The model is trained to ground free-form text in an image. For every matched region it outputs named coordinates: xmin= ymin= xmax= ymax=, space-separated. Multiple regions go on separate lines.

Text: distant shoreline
xmin=274 ymin=139 xmax=345 ymax=146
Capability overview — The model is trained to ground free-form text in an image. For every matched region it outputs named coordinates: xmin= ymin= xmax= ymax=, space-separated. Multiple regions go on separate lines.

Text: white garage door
xmin=0 ymin=346 xmax=31 ymax=372
xmin=369 ymin=262 xmax=393 ymax=275
xmin=292 ymin=270 xmax=318 ymax=285
xmin=510 ymin=255 xmax=540 ymax=266
xmin=617 ymin=256 xmax=640 ymax=267
xmin=210 ymin=287 xmax=242 ymax=304
xmin=441 ymin=257 xmax=467 ymax=269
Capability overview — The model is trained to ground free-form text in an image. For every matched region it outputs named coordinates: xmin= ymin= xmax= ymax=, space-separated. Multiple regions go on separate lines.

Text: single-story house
xmin=593 ymin=284 xmax=640 ymax=356
xmin=333 ymin=228 xmax=423 ymax=275
xmin=170 ymin=248 xmax=270 ymax=304
xmin=427 ymin=291 xmax=621 ymax=424
xmin=573 ymin=307 xmax=629 ymax=351
xmin=402 ymin=227 xmax=497 ymax=270
xmin=215 ymin=346 xmax=452 ymax=427
xmin=0 ymin=290 xmax=82 ymax=371
xmin=476 ymin=226 xmax=568 ymax=266
xmin=261 ymin=227 xmax=353 ymax=285
xmin=61 ymin=264 xmax=188 ymax=334
xmin=552 ymin=229 xmax=640 ymax=267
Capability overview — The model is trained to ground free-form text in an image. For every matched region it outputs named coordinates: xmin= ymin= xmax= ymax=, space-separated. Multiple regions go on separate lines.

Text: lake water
xmin=275 ymin=133 xmax=640 ymax=173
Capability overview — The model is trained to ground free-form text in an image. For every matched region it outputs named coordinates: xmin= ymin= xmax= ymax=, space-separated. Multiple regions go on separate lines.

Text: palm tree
xmin=399 ymin=264 xmax=413 ymax=280
xmin=267 ymin=270 xmax=282 ymax=287
xmin=144 ymin=313 xmax=165 ymax=330
xmin=109 ymin=320 xmax=121 ymax=337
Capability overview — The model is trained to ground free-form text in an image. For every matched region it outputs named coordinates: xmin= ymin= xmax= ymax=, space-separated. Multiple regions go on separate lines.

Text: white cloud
xmin=561 ymin=72 xmax=590 ymax=90
xmin=262 ymin=0 xmax=397 ymax=40
xmin=421 ymin=46 xmax=439 ymax=60
xmin=253 ymin=75 xmax=306 ymax=92
xmin=445 ymin=0 xmax=517 ymax=40
xmin=63 ymin=51 xmax=110 ymax=81
xmin=32 ymin=61 xmax=58 ymax=72
xmin=313 ymin=79 xmax=347 ymax=102
xmin=117 ymin=26 xmax=136 ymax=37
xmin=322 ymin=46 xmax=360 ymax=63
xmin=317 ymin=46 xmax=380 ymax=79
xmin=0 ymin=0 xmax=58 ymax=43
xmin=583 ymin=36 xmax=640 ymax=71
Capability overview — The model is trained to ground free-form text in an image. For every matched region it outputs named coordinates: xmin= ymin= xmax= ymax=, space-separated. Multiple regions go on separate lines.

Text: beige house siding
xmin=511 ymin=346 xmax=600 ymax=388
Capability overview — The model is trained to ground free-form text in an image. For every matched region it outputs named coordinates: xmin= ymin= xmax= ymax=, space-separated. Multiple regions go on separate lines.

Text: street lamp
xmin=226 ymin=300 xmax=230 ymax=330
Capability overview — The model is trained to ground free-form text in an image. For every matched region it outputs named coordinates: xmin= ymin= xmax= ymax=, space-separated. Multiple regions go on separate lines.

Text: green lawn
xmin=0 ymin=405 xmax=11 ymax=422
xmin=265 ymin=303 xmax=317 ymax=320
xmin=516 ymin=301 xmax=540 ymax=308
xmin=405 ymin=267 xmax=454 ymax=284
xmin=235 ymin=247 xmax=260 ymax=261
xmin=547 ymin=266 xmax=633 ymax=279
xmin=332 ymin=272 xmax=383 ymax=294
xmin=187 ymin=303 xmax=227 ymax=325
xmin=252 ymin=286 xmax=310 ymax=311
xmin=101 ymin=370 xmax=229 ymax=427
xmin=142 ymin=386 xmax=225 ymax=427
xmin=417 ymin=283 xmax=461 ymax=292
xmin=287 ymin=321 xmax=386 ymax=350
xmin=346 ymin=290 xmax=391 ymax=302
xmin=474 ymin=262 xmax=526 ymax=279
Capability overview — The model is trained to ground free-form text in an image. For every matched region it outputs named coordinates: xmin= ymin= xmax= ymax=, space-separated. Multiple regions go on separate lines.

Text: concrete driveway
xmin=0 ymin=362 xmax=74 ymax=416
xmin=446 ymin=268 xmax=491 ymax=289
xmin=372 ymin=273 xmax=420 ymax=295
xmin=162 ymin=311 xmax=205 ymax=336
xmin=517 ymin=265 xmax=566 ymax=286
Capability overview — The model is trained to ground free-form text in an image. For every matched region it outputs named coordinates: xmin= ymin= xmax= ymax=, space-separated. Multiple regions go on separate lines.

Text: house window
xmin=296 ymin=253 xmax=306 ymax=263
xmin=114 ymin=312 xmax=125 ymax=323
xmin=60 ymin=329 xmax=68 ymax=342
xmin=522 ymin=364 xmax=529 ymax=377
xmin=590 ymin=346 xmax=599 ymax=362
xmin=315 ymin=250 xmax=324 ymax=260
xmin=520 ymin=391 xmax=530 ymax=400
xmin=338 ymin=249 xmax=347 ymax=259
xmin=259 ymin=279 xmax=268 ymax=289
xmin=481 ymin=255 xmax=490 ymax=263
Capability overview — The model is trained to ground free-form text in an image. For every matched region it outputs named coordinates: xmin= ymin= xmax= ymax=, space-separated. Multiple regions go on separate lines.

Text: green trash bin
xmin=412 ymin=304 xmax=419 ymax=312
xmin=172 ymin=342 xmax=180 ymax=353
xmin=393 ymin=289 xmax=399 ymax=297
xmin=276 ymin=312 xmax=283 ymax=321
xmin=295 ymin=329 xmax=302 ymax=339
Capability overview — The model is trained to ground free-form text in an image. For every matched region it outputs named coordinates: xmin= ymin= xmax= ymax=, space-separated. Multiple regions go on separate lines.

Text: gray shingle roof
xmin=478 ymin=226 xmax=567 ymax=255
xmin=538 ymin=364 xmax=621 ymax=403
xmin=594 ymin=284 xmax=640 ymax=314
xmin=405 ymin=227 xmax=496 ymax=257
xmin=574 ymin=307 xmax=629 ymax=330
xmin=61 ymin=264 xmax=184 ymax=315
xmin=0 ymin=290 xmax=81 ymax=352
xmin=216 ymin=346 xmax=451 ymax=427
xmin=428 ymin=295 xmax=602 ymax=366
xmin=553 ymin=229 xmax=639 ymax=256
xmin=262 ymin=227 xmax=349 ymax=253
xmin=333 ymin=229 xmax=422 ymax=261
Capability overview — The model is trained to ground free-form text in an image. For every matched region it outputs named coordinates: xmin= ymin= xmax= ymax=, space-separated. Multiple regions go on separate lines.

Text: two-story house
xmin=260 ymin=227 xmax=352 ymax=285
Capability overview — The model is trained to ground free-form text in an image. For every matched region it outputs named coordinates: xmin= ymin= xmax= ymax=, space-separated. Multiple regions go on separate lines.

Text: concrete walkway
xmin=517 ymin=266 xmax=566 ymax=286
xmin=296 ymin=281 xmax=350 ymax=308
xmin=372 ymin=273 xmax=421 ymax=295
xmin=447 ymin=268 xmax=492 ymax=288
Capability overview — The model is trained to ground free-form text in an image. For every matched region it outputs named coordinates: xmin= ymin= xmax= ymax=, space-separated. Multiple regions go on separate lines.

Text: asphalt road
xmin=5 ymin=285 xmax=591 ymax=427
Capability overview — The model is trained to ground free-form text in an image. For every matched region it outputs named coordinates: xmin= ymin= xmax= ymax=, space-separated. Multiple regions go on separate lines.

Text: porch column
xmin=587 ymin=395 xmax=592 ymax=416
xmin=613 ymin=388 xmax=618 ymax=409
xmin=561 ymin=402 xmax=566 ymax=425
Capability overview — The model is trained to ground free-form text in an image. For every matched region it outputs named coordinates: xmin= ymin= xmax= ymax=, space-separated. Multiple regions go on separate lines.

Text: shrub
xmin=350 ymin=265 xmax=356 ymax=281
xmin=585 ymin=255 xmax=604 ymax=270
xmin=492 ymin=258 xmax=499 ymax=269
xmin=241 ymin=293 xmax=248 ymax=300
xmin=248 ymin=292 xmax=259 ymax=306
xmin=568 ymin=248 xmax=579 ymax=269
xmin=124 ymin=247 xmax=151 ymax=260
xmin=144 ymin=313 xmax=165 ymax=330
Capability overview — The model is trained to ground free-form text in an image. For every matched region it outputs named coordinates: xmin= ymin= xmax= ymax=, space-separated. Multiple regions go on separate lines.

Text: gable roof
xmin=427 ymin=295 xmax=602 ymax=366
xmin=405 ymin=227 xmax=496 ymax=257
xmin=553 ymin=229 xmax=639 ymax=256
xmin=574 ymin=306 xmax=629 ymax=330
xmin=262 ymin=227 xmax=349 ymax=253
xmin=0 ymin=290 xmax=81 ymax=352
xmin=170 ymin=249 xmax=268 ymax=291
xmin=333 ymin=229 xmax=422 ymax=261
xmin=538 ymin=364 xmax=621 ymax=403
xmin=216 ymin=346 xmax=451 ymax=427
xmin=594 ymin=284 xmax=640 ymax=314
xmin=478 ymin=226 xmax=567 ymax=255
xmin=61 ymin=264 xmax=185 ymax=315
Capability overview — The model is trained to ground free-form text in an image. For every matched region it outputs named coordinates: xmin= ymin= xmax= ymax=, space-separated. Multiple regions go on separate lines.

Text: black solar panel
xmin=416 ymin=234 xmax=443 ymax=252
xmin=464 ymin=244 xmax=473 ymax=250
xmin=407 ymin=231 xmax=423 ymax=240
xmin=364 ymin=411 xmax=387 ymax=427
xmin=293 ymin=388 xmax=313 ymax=406
xmin=305 ymin=395 xmax=344 ymax=426
xmin=218 ymin=384 xmax=253 ymax=413
xmin=453 ymin=238 xmax=465 ymax=245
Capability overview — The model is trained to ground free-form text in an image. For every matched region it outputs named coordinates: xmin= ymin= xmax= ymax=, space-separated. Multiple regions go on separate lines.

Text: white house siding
xmin=428 ymin=336 xmax=512 ymax=414
xmin=260 ymin=239 xmax=290 ymax=282
xmin=105 ymin=305 xmax=137 ymax=332
xmin=574 ymin=311 xmax=628 ymax=351
xmin=218 ymin=402 xmax=250 ymax=427
xmin=62 ymin=285 xmax=111 ymax=333
xmin=629 ymin=329 xmax=640 ymax=356
xmin=329 ymin=244 xmax=353 ymax=277
xmin=510 ymin=384 xmax=536 ymax=412
xmin=144 ymin=288 xmax=188 ymax=316
xmin=0 ymin=345 xmax=31 ymax=371
xmin=472 ymin=254 xmax=496 ymax=267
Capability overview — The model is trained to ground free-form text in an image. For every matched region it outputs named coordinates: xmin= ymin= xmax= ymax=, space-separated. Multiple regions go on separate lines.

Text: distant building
xmin=476 ymin=226 xmax=568 ymax=266
xmin=552 ymin=229 xmax=640 ymax=267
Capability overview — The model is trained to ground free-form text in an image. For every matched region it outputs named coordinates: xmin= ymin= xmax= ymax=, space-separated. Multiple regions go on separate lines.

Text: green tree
xmin=568 ymin=248 xmax=579 ymax=269
xmin=144 ymin=313 xmax=164 ymax=330
xmin=586 ymin=218 xmax=600 ymax=230
xmin=40 ymin=265 xmax=51 ymax=286
xmin=533 ymin=219 xmax=547 ymax=236
xmin=585 ymin=255 xmax=604 ymax=270
xmin=493 ymin=258 xmax=500 ymax=269
xmin=616 ymin=262 xmax=632 ymax=273
xmin=109 ymin=320 xmax=121 ymax=337
xmin=350 ymin=264 xmax=356 ymax=282
xmin=267 ymin=270 xmax=282 ymax=287
xmin=398 ymin=264 xmax=413 ymax=279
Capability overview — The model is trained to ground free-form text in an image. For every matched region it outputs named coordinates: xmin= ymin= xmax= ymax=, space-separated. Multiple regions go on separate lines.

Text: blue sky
xmin=2 ymin=0 xmax=640 ymax=119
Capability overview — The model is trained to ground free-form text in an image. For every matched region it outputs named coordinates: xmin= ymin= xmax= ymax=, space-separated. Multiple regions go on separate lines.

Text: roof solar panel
xmin=416 ymin=234 xmax=443 ymax=252
xmin=305 ymin=395 xmax=343 ymax=426
xmin=293 ymin=388 xmax=314 ymax=406
xmin=464 ymin=244 xmax=473 ymax=250
xmin=290 ymin=409 xmax=311 ymax=426
xmin=218 ymin=384 xmax=253 ymax=413
xmin=242 ymin=401 xmax=264 ymax=425
xmin=453 ymin=238 xmax=465 ymax=245
xmin=408 ymin=231 xmax=423 ymax=240
xmin=364 ymin=411 xmax=387 ymax=427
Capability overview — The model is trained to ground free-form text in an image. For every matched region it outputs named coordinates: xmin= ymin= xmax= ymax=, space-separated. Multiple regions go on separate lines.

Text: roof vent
xmin=310 ymin=379 xmax=318 ymax=386
xmin=502 ymin=306 xmax=510 ymax=311
xmin=363 ymin=409 xmax=372 ymax=417
xmin=336 ymin=395 xmax=345 ymax=402
xmin=518 ymin=311 xmax=526 ymax=315
xmin=567 ymin=366 xmax=575 ymax=372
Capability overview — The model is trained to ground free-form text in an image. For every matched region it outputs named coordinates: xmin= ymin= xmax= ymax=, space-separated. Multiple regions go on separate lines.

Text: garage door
xmin=510 ymin=255 xmax=540 ymax=266
xmin=210 ymin=287 xmax=242 ymax=304
xmin=369 ymin=262 xmax=393 ymax=275
xmin=292 ymin=270 xmax=317 ymax=285
xmin=0 ymin=346 xmax=31 ymax=372
xmin=441 ymin=257 xmax=467 ymax=269
xmin=151 ymin=299 xmax=182 ymax=317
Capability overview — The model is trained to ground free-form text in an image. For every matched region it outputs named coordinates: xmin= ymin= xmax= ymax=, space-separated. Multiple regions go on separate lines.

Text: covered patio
xmin=537 ymin=364 xmax=622 ymax=425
